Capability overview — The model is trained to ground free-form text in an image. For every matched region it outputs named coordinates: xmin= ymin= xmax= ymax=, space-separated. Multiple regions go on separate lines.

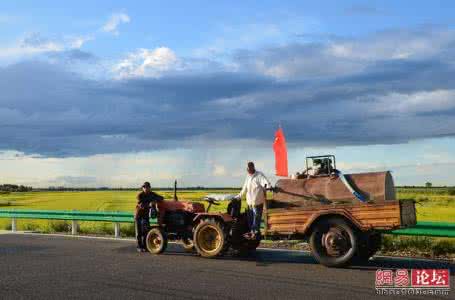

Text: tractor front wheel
xmin=146 ymin=227 xmax=168 ymax=254
xmin=193 ymin=219 xmax=226 ymax=258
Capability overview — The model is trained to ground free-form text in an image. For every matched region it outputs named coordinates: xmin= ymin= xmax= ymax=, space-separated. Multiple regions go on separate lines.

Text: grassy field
xmin=0 ymin=189 xmax=240 ymax=234
xmin=396 ymin=187 xmax=455 ymax=222
xmin=0 ymin=187 xmax=454 ymax=235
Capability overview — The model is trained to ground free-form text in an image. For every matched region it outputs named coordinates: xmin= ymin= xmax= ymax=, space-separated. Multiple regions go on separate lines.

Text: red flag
xmin=273 ymin=127 xmax=288 ymax=177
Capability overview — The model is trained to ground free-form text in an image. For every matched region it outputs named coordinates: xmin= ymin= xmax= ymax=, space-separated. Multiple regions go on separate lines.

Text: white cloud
xmin=0 ymin=150 xmax=247 ymax=188
xmin=101 ymin=13 xmax=130 ymax=35
xmin=326 ymin=28 xmax=454 ymax=62
xmin=212 ymin=164 xmax=227 ymax=176
xmin=113 ymin=47 xmax=179 ymax=78
xmin=69 ymin=35 xmax=93 ymax=49
xmin=0 ymin=33 xmax=93 ymax=61
xmin=236 ymin=27 xmax=455 ymax=80
xmin=371 ymin=90 xmax=455 ymax=115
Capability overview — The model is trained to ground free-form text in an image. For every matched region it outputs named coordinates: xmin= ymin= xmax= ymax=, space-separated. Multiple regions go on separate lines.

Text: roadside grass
xmin=381 ymin=235 xmax=455 ymax=257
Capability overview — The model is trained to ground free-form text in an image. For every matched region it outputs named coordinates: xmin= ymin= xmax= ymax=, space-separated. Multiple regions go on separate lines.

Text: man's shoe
xmin=141 ymin=248 xmax=147 ymax=253
xmin=243 ymin=232 xmax=252 ymax=239
xmin=136 ymin=247 xmax=143 ymax=253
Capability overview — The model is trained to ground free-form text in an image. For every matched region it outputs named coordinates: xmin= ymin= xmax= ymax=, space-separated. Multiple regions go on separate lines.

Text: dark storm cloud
xmin=1 ymin=27 xmax=455 ymax=157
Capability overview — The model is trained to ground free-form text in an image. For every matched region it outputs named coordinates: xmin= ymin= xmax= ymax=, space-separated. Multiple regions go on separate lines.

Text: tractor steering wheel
xmin=204 ymin=197 xmax=220 ymax=213
xmin=204 ymin=197 xmax=220 ymax=206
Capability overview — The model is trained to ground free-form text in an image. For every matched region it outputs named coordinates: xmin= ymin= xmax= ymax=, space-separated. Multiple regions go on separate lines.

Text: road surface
xmin=0 ymin=233 xmax=453 ymax=299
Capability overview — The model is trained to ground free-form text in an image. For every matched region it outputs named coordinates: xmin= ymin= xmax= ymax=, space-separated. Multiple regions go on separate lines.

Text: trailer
xmin=264 ymin=155 xmax=417 ymax=267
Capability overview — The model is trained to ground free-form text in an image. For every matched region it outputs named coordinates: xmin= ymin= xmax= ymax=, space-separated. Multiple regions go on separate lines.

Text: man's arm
xmin=237 ymin=177 xmax=248 ymax=199
xmin=259 ymin=172 xmax=272 ymax=189
xmin=135 ymin=193 xmax=143 ymax=218
xmin=151 ymin=192 xmax=164 ymax=202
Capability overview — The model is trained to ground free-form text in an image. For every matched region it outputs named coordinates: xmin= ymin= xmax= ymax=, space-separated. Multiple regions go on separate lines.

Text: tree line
xmin=0 ymin=184 xmax=33 ymax=192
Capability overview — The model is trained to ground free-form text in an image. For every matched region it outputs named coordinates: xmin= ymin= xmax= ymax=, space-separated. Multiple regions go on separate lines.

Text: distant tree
xmin=0 ymin=184 xmax=32 ymax=192
xmin=425 ymin=182 xmax=432 ymax=188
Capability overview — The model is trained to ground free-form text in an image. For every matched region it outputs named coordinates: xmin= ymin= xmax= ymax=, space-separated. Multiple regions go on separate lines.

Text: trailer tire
xmin=310 ymin=217 xmax=358 ymax=268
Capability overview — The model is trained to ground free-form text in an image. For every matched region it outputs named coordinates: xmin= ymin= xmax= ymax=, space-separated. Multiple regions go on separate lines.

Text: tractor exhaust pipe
xmin=173 ymin=180 xmax=178 ymax=201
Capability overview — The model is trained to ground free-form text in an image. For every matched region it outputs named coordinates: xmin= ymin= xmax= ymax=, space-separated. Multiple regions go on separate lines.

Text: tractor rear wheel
xmin=146 ymin=227 xmax=168 ymax=254
xmin=193 ymin=219 xmax=226 ymax=258
xmin=310 ymin=217 xmax=358 ymax=268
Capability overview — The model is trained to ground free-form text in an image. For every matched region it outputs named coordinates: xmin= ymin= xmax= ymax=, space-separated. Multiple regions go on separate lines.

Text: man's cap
xmin=313 ymin=159 xmax=322 ymax=164
xmin=247 ymin=161 xmax=255 ymax=168
xmin=142 ymin=182 xmax=151 ymax=188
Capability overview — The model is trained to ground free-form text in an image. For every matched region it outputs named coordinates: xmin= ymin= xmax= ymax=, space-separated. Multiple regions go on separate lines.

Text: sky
xmin=1 ymin=1 xmax=455 ymax=188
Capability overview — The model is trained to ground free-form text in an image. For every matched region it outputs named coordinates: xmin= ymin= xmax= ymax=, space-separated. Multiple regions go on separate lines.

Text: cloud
xmin=47 ymin=49 xmax=97 ymax=62
xmin=113 ymin=47 xmax=179 ymax=78
xmin=212 ymin=165 xmax=227 ymax=176
xmin=1 ymin=26 xmax=455 ymax=157
xmin=0 ymin=32 xmax=94 ymax=63
xmin=343 ymin=4 xmax=386 ymax=16
xmin=192 ymin=14 xmax=321 ymax=60
xmin=20 ymin=33 xmax=63 ymax=51
xmin=234 ymin=26 xmax=455 ymax=80
xmin=101 ymin=13 xmax=130 ymax=35
xmin=370 ymin=90 xmax=455 ymax=115
xmin=49 ymin=176 xmax=98 ymax=187
xmin=69 ymin=35 xmax=93 ymax=49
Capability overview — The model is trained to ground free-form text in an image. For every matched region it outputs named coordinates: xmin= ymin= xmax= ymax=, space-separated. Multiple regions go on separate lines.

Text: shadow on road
xmin=352 ymin=256 xmax=455 ymax=273
xmin=115 ymin=243 xmax=454 ymax=273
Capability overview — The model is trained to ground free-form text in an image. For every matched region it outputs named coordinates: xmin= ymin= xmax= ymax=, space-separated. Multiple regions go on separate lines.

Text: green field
xmin=396 ymin=187 xmax=455 ymax=222
xmin=0 ymin=188 xmax=454 ymax=233
xmin=0 ymin=190 xmax=240 ymax=233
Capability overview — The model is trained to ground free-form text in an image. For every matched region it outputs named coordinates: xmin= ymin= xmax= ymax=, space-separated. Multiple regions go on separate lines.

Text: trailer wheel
xmin=310 ymin=217 xmax=358 ymax=267
xmin=146 ymin=227 xmax=168 ymax=254
xmin=194 ymin=219 xmax=226 ymax=258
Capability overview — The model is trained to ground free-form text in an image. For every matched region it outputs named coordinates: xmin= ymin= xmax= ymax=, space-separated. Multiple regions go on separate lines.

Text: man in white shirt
xmin=237 ymin=162 xmax=273 ymax=238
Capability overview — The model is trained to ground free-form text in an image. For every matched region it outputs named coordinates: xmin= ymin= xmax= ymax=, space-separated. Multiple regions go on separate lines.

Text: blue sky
xmin=1 ymin=1 xmax=455 ymax=187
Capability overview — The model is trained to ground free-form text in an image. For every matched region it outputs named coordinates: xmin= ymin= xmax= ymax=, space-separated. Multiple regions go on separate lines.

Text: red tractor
xmin=145 ymin=195 xmax=259 ymax=257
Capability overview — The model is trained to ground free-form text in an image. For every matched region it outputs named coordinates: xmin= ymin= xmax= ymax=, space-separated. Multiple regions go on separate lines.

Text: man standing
xmin=135 ymin=182 xmax=164 ymax=252
xmin=237 ymin=162 xmax=272 ymax=239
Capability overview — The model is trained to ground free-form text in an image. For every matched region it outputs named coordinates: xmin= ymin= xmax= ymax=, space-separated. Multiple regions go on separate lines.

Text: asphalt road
xmin=0 ymin=233 xmax=453 ymax=300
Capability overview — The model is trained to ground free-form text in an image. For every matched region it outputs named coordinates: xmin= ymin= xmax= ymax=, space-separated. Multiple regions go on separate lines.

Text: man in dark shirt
xmin=135 ymin=181 xmax=164 ymax=252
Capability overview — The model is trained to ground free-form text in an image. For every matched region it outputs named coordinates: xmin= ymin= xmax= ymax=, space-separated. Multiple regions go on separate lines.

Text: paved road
xmin=0 ymin=233 xmax=453 ymax=299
